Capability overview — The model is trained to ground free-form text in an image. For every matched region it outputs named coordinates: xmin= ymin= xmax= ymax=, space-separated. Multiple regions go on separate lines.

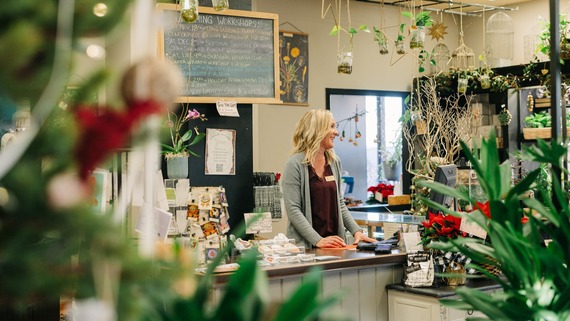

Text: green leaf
xmin=358 ymin=24 xmax=370 ymax=32
xmin=188 ymin=132 xmax=205 ymax=146
xmin=329 ymin=25 xmax=340 ymax=36
xmin=401 ymin=11 xmax=414 ymax=19
xmin=180 ymin=130 xmax=193 ymax=143
xmin=348 ymin=27 xmax=358 ymax=34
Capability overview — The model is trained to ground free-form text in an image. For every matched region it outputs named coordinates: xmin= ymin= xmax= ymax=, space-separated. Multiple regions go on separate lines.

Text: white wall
xmin=253 ymin=0 xmax=461 ymax=174
xmin=463 ymin=0 xmax=570 ymax=66
xmin=251 ymin=0 xmax=568 ymax=236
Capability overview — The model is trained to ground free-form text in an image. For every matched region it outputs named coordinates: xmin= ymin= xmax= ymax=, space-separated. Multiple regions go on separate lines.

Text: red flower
xmin=74 ymin=100 xmax=161 ymax=181
xmin=422 ymin=211 xmax=464 ymax=242
xmin=475 ymin=201 xmax=491 ymax=218
xmin=367 ymin=183 xmax=395 ymax=195
xmin=473 ymin=200 xmax=527 ymax=224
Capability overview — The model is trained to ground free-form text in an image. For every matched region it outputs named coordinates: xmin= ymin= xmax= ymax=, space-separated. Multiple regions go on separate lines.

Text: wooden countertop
xmin=208 ymin=248 xmax=407 ymax=284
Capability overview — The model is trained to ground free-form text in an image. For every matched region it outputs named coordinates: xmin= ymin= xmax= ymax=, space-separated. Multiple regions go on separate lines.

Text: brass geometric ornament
xmin=428 ymin=21 xmax=448 ymax=42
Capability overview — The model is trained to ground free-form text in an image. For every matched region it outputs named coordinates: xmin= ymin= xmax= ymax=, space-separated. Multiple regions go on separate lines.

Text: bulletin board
xmin=156 ymin=3 xmax=280 ymax=104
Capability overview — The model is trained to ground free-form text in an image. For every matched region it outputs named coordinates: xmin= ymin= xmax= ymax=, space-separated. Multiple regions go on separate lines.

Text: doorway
xmin=326 ymin=88 xmax=410 ymax=203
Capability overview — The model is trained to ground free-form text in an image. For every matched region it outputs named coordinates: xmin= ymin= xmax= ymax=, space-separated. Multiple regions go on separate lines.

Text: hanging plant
xmin=324 ymin=0 xmax=369 ymax=74
xmin=498 ymin=105 xmax=512 ymax=126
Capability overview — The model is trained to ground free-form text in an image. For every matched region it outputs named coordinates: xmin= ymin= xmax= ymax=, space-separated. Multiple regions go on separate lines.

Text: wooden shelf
xmin=534 ymin=98 xmax=551 ymax=109
xmin=522 ymin=127 xmax=570 ymax=140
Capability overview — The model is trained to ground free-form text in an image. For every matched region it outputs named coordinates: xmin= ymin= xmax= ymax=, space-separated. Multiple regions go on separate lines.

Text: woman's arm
xmin=282 ymin=156 xmax=322 ymax=246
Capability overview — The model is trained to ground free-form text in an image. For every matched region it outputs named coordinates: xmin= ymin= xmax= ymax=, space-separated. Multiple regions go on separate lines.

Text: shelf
xmin=522 ymin=127 xmax=570 ymax=140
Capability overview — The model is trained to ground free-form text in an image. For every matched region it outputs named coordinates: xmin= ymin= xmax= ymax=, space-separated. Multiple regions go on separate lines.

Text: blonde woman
xmin=282 ymin=109 xmax=376 ymax=248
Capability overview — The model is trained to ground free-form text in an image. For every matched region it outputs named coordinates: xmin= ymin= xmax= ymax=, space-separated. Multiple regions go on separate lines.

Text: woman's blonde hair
xmin=291 ymin=109 xmax=337 ymax=165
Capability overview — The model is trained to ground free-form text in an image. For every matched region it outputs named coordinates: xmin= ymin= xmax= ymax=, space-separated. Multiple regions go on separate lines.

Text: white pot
xmin=166 ymin=156 xmax=189 ymax=179
xmin=383 ymin=162 xmax=402 ymax=181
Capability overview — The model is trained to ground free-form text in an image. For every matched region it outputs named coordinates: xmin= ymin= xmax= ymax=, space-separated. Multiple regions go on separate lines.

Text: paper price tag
xmin=216 ymin=101 xmax=239 ymax=117
xmin=459 ymin=210 xmax=488 ymax=239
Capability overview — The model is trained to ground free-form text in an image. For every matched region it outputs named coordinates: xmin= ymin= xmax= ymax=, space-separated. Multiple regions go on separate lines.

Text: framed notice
xmin=279 ymin=31 xmax=309 ymax=105
xmin=156 ymin=4 xmax=280 ymax=104
xmin=205 ymin=128 xmax=236 ymax=175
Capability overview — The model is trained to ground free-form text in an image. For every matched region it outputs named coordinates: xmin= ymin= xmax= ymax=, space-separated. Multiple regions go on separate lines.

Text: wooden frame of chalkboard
xmin=156 ymin=4 xmax=281 ymax=104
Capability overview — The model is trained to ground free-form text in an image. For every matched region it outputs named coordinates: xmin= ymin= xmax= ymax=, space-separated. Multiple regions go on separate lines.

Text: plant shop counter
xmin=208 ymin=248 xmax=407 ymax=321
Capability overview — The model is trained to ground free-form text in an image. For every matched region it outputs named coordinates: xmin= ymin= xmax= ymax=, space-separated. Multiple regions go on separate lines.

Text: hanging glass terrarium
xmin=396 ymin=39 xmax=406 ymax=55
xmin=374 ymin=28 xmax=389 ymax=55
xmin=180 ymin=0 xmax=199 ymax=23
xmin=212 ymin=0 xmax=229 ymax=11
xmin=337 ymin=51 xmax=353 ymax=74
xmin=409 ymin=25 xmax=427 ymax=49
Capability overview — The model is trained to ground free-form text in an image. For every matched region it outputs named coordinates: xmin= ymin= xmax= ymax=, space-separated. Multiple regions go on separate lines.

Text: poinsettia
xmin=473 ymin=200 xmax=527 ymax=224
xmin=367 ymin=183 xmax=395 ymax=198
xmin=420 ymin=211 xmax=466 ymax=244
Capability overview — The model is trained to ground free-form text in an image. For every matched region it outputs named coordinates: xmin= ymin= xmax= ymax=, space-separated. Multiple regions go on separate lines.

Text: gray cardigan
xmin=281 ymin=152 xmax=362 ymax=248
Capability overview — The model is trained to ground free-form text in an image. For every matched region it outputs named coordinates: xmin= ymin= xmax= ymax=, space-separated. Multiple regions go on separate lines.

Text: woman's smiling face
xmin=320 ymin=118 xmax=339 ymax=150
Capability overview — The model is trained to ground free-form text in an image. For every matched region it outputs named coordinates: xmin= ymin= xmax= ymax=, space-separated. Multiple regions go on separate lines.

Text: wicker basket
xmin=523 ymin=128 xmax=570 ymax=140
xmin=478 ymin=256 xmax=501 ymax=277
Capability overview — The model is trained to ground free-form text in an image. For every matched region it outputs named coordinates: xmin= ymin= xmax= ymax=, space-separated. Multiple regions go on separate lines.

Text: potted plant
xmin=419 ymin=130 xmax=570 ymax=320
xmin=402 ymin=11 xmax=433 ymax=49
xmin=373 ymin=26 xmax=389 ymax=55
xmin=395 ymin=23 xmax=406 ymax=54
xmin=161 ymin=103 xmax=207 ymax=178
xmin=381 ymin=129 xmax=403 ymax=181
xmin=537 ymin=14 xmax=570 ymax=59
xmin=329 ymin=23 xmax=370 ymax=74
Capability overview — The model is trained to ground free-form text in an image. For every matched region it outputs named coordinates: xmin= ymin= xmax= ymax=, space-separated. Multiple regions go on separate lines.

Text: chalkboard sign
xmin=157 ymin=4 xmax=280 ymax=104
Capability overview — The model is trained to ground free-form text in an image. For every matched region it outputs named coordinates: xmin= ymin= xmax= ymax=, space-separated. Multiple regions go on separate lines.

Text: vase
xmin=166 ymin=156 xmax=189 ymax=179
xmin=180 ymin=0 xmax=199 ymax=23
xmin=375 ymin=32 xmax=389 ymax=55
xmin=337 ymin=51 xmax=353 ymax=75
xmin=479 ymin=74 xmax=491 ymax=89
xmin=457 ymin=78 xmax=468 ymax=93
xmin=395 ymin=41 xmax=406 ymax=55
xmin=212 ymin=0 xmax=229 ymax=11
xmin=409 ymin=26 xmax=426 ymax=49
xmin=383 ymin=161 xmax=402 ymax=181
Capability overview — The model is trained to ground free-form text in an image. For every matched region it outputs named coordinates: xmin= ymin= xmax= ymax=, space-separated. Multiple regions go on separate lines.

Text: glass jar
xmin=212 ymin=0 xmax=229 ymax=11
xmin=180 ymin=0 xmax=199 ymax=23
xmin=409 ymin=26 xmax=426 ymax=49
xmin=337 ymin=51 xmax=353 ymax=75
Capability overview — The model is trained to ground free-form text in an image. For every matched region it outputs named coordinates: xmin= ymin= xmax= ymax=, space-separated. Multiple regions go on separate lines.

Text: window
xmin=327 ymin=88 xmax=409 ymax=203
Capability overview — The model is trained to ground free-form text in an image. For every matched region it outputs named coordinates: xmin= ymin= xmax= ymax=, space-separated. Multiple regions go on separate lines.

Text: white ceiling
xmin=356 ymin=0 xmax=533 ymax=14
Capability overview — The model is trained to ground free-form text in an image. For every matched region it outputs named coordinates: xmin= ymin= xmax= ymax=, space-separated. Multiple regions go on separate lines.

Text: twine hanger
xmin=279 ymin=21 xmax=305 ymax=33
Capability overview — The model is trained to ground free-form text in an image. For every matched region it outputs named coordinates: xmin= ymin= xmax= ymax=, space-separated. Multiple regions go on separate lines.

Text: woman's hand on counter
xmin=353 ymin=230 xmax=377 ymax=244
xmin=316 ymin=235 xmax=346 ymax=248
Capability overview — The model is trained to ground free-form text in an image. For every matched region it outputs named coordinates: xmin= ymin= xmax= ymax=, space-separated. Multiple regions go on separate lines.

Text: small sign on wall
xmin=205 ymin=128 xmax=236 ymax=175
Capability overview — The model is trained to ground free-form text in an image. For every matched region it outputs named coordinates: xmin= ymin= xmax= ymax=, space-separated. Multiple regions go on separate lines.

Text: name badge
xmin=325 ymin=175 xmax=335 ymax=182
